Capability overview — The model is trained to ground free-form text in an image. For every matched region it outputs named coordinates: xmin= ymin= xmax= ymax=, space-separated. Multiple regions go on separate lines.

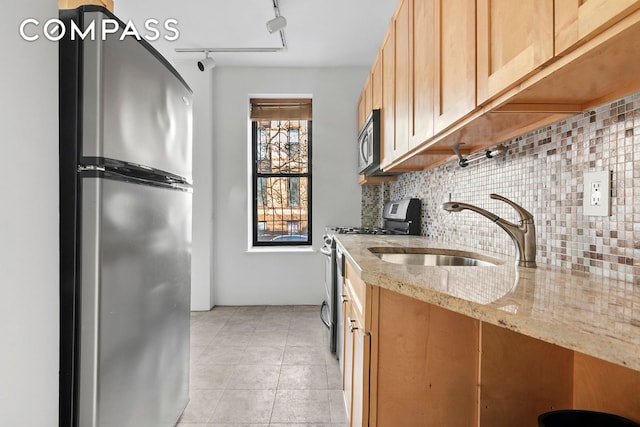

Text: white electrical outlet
xmin=591 ymin=181 xmax=602 ymax=206
xmin=583 ymin=171 xmax=611 ymax=216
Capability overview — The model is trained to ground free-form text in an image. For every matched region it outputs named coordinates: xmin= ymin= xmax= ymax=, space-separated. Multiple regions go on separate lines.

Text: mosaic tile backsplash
xmin=362 ymin=91 xmax=640 ymax=285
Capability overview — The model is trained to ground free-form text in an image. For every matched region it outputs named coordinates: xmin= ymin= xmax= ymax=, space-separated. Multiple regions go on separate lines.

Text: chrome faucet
xmin=441 ymin=194 xmax=537 ymax=268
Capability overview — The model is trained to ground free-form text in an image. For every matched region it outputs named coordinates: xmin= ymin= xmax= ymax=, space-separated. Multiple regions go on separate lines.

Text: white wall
xmin=210 ymin=67 xmax=366 ymax=305
xmin=174 ymin=63 xmax=216 ymax=310
xmin=0 ymin=2 xmax=59 ymax=425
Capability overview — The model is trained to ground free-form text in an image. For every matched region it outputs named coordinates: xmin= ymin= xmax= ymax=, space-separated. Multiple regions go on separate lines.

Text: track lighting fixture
xmin=176 ymin=0 xmax=288 ymax=60
xmin=197 ymin=51 xmax=215 ymax=71
xmin=266 ymin=15 xmax=287 ymax=33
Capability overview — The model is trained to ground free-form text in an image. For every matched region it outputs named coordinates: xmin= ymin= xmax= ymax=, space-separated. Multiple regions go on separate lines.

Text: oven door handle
xmin=320 ymin=246 xmax=332 ymax=257
xmin=320 ymin=301 xmax=331 ymax=329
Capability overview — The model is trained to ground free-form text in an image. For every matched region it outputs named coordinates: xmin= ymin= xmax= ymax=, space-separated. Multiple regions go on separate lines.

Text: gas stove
xmin=324 ymin=198 xmax=422 ymax=240
xmin=325 ymin=226 xmax=396 ymax=235
xmin=319 ymin=198 xmax=421 ymax=358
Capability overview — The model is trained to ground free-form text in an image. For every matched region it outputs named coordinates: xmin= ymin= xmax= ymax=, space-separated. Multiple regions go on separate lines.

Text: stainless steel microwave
xmin=357 ymin=109 xmax=381 ymax=175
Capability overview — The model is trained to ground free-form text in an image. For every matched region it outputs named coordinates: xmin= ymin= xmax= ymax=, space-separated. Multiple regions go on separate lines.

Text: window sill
xmin=246 ymin=246 xmax=316 ymax=254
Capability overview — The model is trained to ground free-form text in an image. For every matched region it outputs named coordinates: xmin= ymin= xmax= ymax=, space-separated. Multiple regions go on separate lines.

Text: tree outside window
xmin=288 ymin=177 xmax=300 ymax=207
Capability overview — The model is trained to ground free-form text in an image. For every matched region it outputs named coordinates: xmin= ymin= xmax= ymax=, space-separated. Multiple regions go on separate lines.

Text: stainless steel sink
xmin=368 ymin=247 xmax=502 ymax=267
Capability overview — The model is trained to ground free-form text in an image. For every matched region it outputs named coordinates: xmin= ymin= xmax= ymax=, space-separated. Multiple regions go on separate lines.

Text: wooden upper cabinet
xmin=357 ymin=90 xmax=366 ymax=132
xmin=434 ymin=0 xmax=476 ymax=133
xmin=477 ymin=0 xmax=554 ymax=104
xmin=410 ymin=0 xmax=435 ymax=147
xmin=365 ymin=75 xmax=373 ymax=117
xmin=371 ymin=53 xmax=383 ymax=110
xmin=359 ymin=76 xmax=373 ymax=131
xmin=555 ymin=0 xmax=640 ymax=55
xmin=357 ymin=75 xmax=373 ymax=132
xmin=380 ymin=28 xmax=395 ymax=169
xmin=360 ymin=53 xmax=390 ymax=184
xmin=59 ymin=0 xmax=114 ymax=11
xmin=394 ymin=0 xmax=411 ymax=159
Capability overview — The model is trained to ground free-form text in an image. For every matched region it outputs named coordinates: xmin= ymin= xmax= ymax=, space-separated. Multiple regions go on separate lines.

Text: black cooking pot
xmin=538 ymin=410 xmax=639 ymax=427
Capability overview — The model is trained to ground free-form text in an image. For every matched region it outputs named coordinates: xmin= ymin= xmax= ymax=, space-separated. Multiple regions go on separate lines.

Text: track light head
xmin=197 ymin=52 xmax=215 ymax=71
xmin=266 ymin=15 xmax=287 ymax=33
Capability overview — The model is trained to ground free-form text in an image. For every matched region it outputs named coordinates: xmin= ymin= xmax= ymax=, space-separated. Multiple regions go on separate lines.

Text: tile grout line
xmin=182 ymin=306 xmax=342 ymax=426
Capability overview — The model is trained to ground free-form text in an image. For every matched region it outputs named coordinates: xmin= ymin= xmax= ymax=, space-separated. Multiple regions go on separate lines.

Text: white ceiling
xmin=114 ymin=0 xmax=398 ymax=68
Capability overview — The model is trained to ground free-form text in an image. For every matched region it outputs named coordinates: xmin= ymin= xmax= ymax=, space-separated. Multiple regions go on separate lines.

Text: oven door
xmin=320 ymin=243 xmax=336 ymax=353
xmin=335 ymin=245 xmax=345 ymax=365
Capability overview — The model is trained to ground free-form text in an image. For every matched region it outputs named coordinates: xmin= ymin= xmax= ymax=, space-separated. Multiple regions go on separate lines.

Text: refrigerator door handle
xmin=79 ymin=164 xmax=192 ymax=192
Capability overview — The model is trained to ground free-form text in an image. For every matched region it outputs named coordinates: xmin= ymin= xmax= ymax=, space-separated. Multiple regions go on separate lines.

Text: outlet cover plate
xmin=583 ymin=170 xmax=611 ymax=216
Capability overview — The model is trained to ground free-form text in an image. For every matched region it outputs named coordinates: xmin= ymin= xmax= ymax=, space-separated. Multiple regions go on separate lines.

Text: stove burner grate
xmin=329 ymin=226 xmax=395 ymax=235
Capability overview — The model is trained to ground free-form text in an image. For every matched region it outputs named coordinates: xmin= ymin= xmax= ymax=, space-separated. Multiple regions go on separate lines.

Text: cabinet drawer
xmin=345 ymin=260 xmax=368 ymax=330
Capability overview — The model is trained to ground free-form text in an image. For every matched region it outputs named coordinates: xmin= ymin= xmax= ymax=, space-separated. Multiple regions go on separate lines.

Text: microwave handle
xmin=360 ymin=134 xmax=367 ymax=164
xmin=360 ymin=130 xmax=370 ymax=165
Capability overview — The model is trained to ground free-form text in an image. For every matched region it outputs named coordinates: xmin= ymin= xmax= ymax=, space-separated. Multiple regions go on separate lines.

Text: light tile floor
xmin=177 ymin=305 xmax=348 ymax=427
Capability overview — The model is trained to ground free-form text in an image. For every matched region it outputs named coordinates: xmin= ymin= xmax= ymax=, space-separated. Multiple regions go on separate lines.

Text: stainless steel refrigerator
xmin=59 ymin=6 xmax=193 ymax=426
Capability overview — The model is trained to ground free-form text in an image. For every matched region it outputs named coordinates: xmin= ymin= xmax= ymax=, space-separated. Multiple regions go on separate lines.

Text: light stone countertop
xmin=336 ymin=234 xmax=640 ymax=371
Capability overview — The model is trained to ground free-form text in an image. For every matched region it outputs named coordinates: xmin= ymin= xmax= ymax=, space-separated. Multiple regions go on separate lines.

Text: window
xmin=251 ymin=98 xmax=312 ymax=246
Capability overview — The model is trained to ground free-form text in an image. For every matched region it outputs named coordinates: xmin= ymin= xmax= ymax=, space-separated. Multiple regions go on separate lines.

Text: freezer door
xmin=78 ymin=177 xmax=191 ymax=427
xmin=81 ymin=10 xmax=192 ymax=181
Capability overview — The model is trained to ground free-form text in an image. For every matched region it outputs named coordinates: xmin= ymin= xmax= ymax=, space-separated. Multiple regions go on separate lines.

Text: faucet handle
xmin=490 ymin=194 xmax=534 ymax=222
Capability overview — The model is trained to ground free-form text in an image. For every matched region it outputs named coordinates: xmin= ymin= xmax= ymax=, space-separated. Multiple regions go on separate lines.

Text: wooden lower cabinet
xmin=342 ymin=266 xmax=480 ymax=426
xmin=573 ymin=352 xmax=640 ymax=420
xmin=479 ymin=323 xmax=640 ymax=426
xmin=342 ymin=262 xmax=640 ymax=426
xmin=479 ymin=323 xmax=574 ymax=426
xmin=351 ymin=319 xmax=370 ymax=427
xmin=372 ymin=288 xmax=479 ymax=426
xmin=342 ymin=269 xmax=371 ymax=426
xmin=342 ymin=296 xmax=354 ymax=422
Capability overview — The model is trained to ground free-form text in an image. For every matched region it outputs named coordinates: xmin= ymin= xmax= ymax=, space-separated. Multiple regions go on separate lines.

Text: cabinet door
xmin=477 ymin=0 xmax=554 ymax=103
xmin=371 ymin=53 xmax=382 ymax=110
xmin=434 ymin=0 xmax=476 ymax=133
xmin=357 ymin=76 xmax=372 ymax=132
xmin=410 ymin=0 xmax=435 ymax=146
xmin=375 ymin=288 xmax=479 ymax=426
xmin=394 ymin=0 xmax=411 ymax=159
xmin=350 ymin=314 xmax=370 ymax=427
xmin=555 ymin=0 xmax=640 ymax=55
xmin=342 ymin=300 xmax=354 ymax=422
xmin=365 ymin=75 xmax=373 ymax=116
xmin=381 ymin=28 xmax=395 ymax=168
xmin=357 ymin=90 xmax=366 ymax=132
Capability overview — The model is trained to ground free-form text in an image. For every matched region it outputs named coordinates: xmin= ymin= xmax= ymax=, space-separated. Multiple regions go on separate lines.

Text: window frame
xmin=251 ymin=119 xmax=312 ymax=247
